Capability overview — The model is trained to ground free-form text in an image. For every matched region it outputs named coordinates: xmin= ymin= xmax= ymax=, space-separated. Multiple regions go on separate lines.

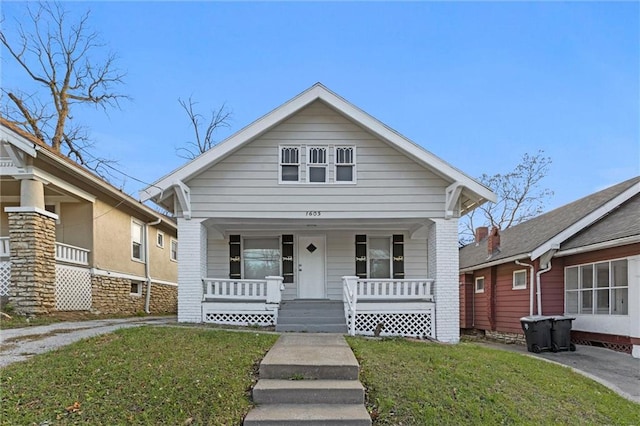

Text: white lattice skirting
xmin=0 ymin=261 xmax=10 ymax=297
xmin=351 ymin=311 xmax=435 ymax=338
xmin=55 ymin=264 xmax=92 ymax=311
xmin=204 ymin=312 xmax=276 ymax=326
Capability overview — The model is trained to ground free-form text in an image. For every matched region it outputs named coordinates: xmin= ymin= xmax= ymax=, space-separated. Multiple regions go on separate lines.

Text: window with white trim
xmin=157 ymin=231 xmax=165 ymax=248
xmin=170 ymin=238 xmax=178 ymax=261
xmin=368 ymin=237 xmax=391 ymax=278
xmin=243 ymin=237 xmax=281 ymax=279
xmin=131 ymin=219 xmax=144 ymax=261
xmin=513 ymin=270 xmax=527 ymax=290
xmin=335 ymin=146 xmax=355 ymax=182
xmin=307 ymin=146 xmax=328 ymax=183
xmin=565 ymin=259 xmax=628 ymax=315
xmin=475 ymin=276 xmax=485 ymax=293
xmin=280 ymin=146 xmax=300 ymax=182
xmin=130 ymin=281 xmax=142 ymax=295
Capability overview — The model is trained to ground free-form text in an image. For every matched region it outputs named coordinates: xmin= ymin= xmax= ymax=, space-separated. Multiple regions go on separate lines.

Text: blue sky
xmin=2 ymin=1 xmax=638 ymax=211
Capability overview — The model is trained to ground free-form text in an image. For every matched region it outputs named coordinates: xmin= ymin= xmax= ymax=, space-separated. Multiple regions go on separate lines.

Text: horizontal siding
xmin=187 ymin=100 xmax=448 ymax=218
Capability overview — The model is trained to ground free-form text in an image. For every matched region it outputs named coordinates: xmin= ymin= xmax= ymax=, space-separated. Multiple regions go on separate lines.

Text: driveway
xmin=0 ymin=316 xmax=176 ymax=368
xmin=480 ymin=341 xmax=640 ymax=404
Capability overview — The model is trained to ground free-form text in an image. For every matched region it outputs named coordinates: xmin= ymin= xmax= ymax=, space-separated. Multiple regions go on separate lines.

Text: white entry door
xmin=297 ymin=235 xmax=326 ymax=298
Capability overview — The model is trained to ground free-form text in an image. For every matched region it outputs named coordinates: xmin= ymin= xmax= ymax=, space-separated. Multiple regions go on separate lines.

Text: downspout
xmin=536 ymin=260 xmax=552 ymax=316
xmin=144 ymin=218 xmax=162 ymax=314
xmin=515 ymin=260 xmax=535 ymax=316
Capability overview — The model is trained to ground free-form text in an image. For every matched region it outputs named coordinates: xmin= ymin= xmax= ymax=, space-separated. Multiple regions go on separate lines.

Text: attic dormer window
xmin=335 ymin=146 xmax=355 ymax=183
xmin=307 ymin=146 xmax=327 ymax=183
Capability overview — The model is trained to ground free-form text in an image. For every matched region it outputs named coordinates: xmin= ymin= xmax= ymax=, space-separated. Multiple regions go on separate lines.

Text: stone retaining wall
xmin=485 ymin=330 xmax=526 ymax=345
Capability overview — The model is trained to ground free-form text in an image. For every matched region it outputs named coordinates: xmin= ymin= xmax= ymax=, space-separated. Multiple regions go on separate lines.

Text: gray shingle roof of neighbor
xmin=459 ymin=176 xmax=640 ymax=270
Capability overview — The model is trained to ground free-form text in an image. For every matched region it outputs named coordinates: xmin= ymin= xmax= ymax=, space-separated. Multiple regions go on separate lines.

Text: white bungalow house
xmin=141 ymin=83 xmax=495 ymax=342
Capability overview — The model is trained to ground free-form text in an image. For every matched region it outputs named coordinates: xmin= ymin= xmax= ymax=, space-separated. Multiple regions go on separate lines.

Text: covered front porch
xmin=179 ymin=216 xmax=460 ymax=341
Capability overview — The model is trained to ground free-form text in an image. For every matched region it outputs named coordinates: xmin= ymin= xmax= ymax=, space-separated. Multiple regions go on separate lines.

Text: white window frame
xmin=279 ymin=145 xmax=300 ymax=183
xmin=564 ymin=257 xmax=629 ymax=316
xmin=241 ymin=236 xmax=282 ymax=279
xmin=367 ymin=236 xmax=392 ymax=279
xmin=513 ymin=269 xmax=527 ymax=290
xmin=170 ymin=238 xmax=178 ymax=262
xmin=334 ymin=146 xmax=356 ymax=184
xmin=475 ymin=276 xmax=485 ymax=293
xmin=131 ymin=219 xmax=144 ymax=262
xmin=306 ymin=146 xmax=328 ymax=183
xmin=157 ymin=230 xmax=165 ymax=248
xmin=130 ymin=281 xmax=142 ymax=296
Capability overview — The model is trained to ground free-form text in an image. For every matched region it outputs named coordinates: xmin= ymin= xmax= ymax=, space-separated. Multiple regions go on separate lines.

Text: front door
xmin=297 ymin=235 xmax=326 ymax=298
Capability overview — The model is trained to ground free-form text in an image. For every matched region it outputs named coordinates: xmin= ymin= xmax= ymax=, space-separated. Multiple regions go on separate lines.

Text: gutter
xmin=515 ymin=260 xmax=535 ymax=316
xmin=535 ymin=250 xmax=556 ymax=315
xmin=144 ymin=218 xmax=162 ymax=314
xmin=460 ymin=253 xmax=529 ymax=273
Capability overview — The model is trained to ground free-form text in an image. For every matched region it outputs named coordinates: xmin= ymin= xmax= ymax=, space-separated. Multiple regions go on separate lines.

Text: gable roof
xmin=140 ymin=83 xmax=495 ymax=214
xmin=459 ymin=176 xmax=640 ymax=271
xmin=0 ymin=117 xmax=176 ymax=230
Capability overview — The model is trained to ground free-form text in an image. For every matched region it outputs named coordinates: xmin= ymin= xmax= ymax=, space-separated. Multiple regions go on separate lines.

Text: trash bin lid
xmin=520 ymin=315 xmax=554 ymax=322
xmin=551 ymin=315 xmax=576 ymax=320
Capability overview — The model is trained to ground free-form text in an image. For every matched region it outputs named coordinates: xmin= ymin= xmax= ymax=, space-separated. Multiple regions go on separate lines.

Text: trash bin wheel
xmin=551 ymin=343 xmax=559 ymax=353
xmin=532 ymin=344 xmax=541 ymax=353
xmin=569 ymin=343 xmax=576 ymax=352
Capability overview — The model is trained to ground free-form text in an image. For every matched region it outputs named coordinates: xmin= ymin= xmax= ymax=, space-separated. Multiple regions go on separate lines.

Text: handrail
xmin=356 ymin=278 xmax=434 ymax=301
xmin=55 ymin=242 xmax=90 ymax=266
xmin=203 ymin=276 xmax=284 ymax=303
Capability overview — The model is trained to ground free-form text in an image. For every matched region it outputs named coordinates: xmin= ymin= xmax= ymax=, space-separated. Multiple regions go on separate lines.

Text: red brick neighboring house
xmin=459 ymin=177 xmax=640 ymax=358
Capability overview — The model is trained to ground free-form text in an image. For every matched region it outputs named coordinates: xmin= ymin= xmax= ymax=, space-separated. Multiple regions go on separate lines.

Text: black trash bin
xmin=551 ymin=316 xmax=576 ymax=352
xmin=520 ymin=316 xmax=553 ymax=353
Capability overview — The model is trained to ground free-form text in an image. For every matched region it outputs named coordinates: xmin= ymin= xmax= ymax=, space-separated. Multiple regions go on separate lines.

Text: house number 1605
xmin=305 ymin=211 xmax=321 ymax=216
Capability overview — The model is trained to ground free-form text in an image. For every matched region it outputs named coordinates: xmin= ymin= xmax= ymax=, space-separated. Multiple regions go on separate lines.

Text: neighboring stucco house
xmin=141 ymin=83 xmax=495 ymax=342
xmin=0 ymin=117 xmax=178 ymax=316
xmin=459 ymin=177 xmax=640 ymax=357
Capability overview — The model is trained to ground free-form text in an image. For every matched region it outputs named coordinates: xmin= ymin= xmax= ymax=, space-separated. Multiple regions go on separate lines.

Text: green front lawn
xmin=2 ymin=328 xmax=638 ymax=425
xmin=1 ymin=327 xmax=278 ymax=425
xmin=348 ymin=337 xmax=640 ymax=425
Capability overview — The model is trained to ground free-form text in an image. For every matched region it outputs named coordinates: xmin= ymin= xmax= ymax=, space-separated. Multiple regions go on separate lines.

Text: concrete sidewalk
xmin=0 ymin=316 xmax=175 ymax=368
xmin=480 ymin=341 xmax=640 ymax=404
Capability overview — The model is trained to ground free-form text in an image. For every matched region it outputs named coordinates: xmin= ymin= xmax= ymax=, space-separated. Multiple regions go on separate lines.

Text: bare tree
xmin=1 ymin=1 xmax=127 ymax=174
xmin=177 ymin=96 xmax=231 ymax=160
xmin=459 ymin=150 xmax=553 ymax=245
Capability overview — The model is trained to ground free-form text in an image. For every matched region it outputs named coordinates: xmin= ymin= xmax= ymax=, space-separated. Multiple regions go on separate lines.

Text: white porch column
xmin=428 ymin=218 xmax=460 ymax=343
xmin=19 ymin=177 xmax=46 ymax=209
xmin=177 ymin=218 xmax=207 ymax=322
xmin=629 ymin=255 xmax=640 ymax=358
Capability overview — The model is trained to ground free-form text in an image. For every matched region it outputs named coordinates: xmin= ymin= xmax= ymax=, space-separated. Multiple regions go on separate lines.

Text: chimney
xmin=475 ymin=226 xmax=489 ymax=244
xmin=487 ymin=226 xmax=500 ymax=255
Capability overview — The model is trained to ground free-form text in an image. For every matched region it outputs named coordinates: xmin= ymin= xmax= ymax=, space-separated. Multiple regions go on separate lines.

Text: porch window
xmin=475 ymin=276 xmax=485 ymax=293
xmin=565 ymin=259 xmax=628 ymax=315
xmin=307 ymin=146 xmax=327 ymax=183
xmin=243 ymin=238 xmax=281 ymax=279
xmin=280 ymin=146 xmax=300 ymax=182
xmin=369 ymin=237 xmax=391 ymax=279
xmin=513 ymin=270 xmax=527 ymax=290
xmin=335 ymin=146 xmax=355 ymax=183
xmin=131 ymin=219 xmax=144 ymax=261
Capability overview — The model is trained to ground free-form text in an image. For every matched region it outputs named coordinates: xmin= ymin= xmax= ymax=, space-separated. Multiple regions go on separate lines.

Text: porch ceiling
xmin=203 ymin=217 xmax=435 ymax=234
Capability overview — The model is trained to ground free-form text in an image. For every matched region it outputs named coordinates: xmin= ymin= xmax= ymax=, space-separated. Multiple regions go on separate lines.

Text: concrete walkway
xmin=480 ymin=341 xmax=640 ymax=404
xmin=0 ymin=316 xmax=175 ymax=368
xmin=244 ymin=333 xmax=371 ymax=425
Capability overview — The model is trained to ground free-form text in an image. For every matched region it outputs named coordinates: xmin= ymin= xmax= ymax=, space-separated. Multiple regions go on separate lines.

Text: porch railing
xmin=343 ymin=276 xmax=435 ymax=336
xmin=55 ymin=242 xmax=90 ymax=266
xmin=203 ymin=276 xmax=284 ymax=304
xmin=0 ymin=237 xmax=9 ymax=258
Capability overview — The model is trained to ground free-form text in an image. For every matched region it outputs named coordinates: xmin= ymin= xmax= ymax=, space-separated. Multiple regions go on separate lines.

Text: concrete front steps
xmin=276 ymin=299 xmax=348 ymax=333
xmin=243 ymin=334 xmax=371 ymax=426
